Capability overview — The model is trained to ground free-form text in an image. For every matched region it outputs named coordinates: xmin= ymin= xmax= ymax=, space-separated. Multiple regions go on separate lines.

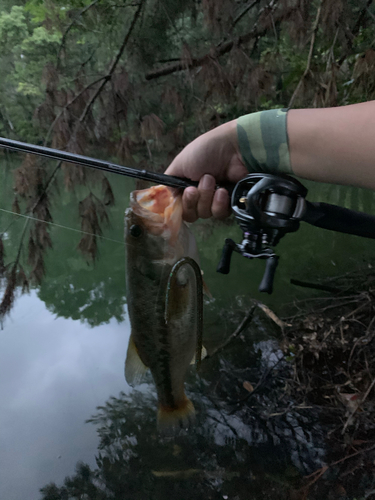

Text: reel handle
xmin=258 ymin=255 xmax=279 ymax=294
xmin=217 ymin=239 xmax=235 ymax=275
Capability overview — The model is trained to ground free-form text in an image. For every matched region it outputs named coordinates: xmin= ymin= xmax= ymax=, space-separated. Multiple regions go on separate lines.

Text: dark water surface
xmin=1 ymin=158 xmax=375 ymax=499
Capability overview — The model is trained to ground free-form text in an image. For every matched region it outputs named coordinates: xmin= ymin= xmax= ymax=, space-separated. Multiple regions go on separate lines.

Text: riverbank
xmin=201 ymin=265 xmax=375 ymax=499
xmin=280 ymin=268 xmax=375 ymax=498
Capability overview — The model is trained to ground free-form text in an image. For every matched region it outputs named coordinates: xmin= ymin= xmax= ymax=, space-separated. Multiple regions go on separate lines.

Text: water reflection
xmin=37 ymin=324 xmax=327 ymax=500
xmin=0 ymin=291 xmax=131 ymax=500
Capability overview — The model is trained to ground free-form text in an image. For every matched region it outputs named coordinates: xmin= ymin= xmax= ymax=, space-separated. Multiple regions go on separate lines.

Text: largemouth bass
xmin=124 ymin=185 xmax=205 ymax=434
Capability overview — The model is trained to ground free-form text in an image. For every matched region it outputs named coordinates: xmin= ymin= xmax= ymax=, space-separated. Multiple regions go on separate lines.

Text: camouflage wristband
xmin=237 ymin=109 xmax=292 ymax=174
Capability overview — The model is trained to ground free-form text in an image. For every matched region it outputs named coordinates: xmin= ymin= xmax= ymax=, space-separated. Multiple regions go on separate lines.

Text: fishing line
xmin=0 ymin=207 xmax=125 ymax=245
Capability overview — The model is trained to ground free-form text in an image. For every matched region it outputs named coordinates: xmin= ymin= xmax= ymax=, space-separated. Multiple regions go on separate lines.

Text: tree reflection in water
xmin=39 ymin=332 xmax=331 ymax=500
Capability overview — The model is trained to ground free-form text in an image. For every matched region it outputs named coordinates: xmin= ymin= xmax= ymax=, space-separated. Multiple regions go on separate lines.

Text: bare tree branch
xmin=338 ymin=0 xmax=374 ymax=65
xmin=232 ymin=0 xmax=261 ymax=28
xmin=76 ymin=0 xmax=144 ymax=126
xmin=46 ymin=1 xmax=144 ymax=147
xmin=145 ymin=0 xmax=278 ymax=81
xmin=288 ymin=2 xmax=322 ymax=108
xmin=57 ymin=0 xmax=100 ymax=69
xmin=44 ymin=76 xmax=106 ymax=146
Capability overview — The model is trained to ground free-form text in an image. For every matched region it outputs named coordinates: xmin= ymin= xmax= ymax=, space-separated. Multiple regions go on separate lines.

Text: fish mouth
xmin=129 ymin=185 xmax=182 ymax=240
xmin=131 ymin=185 xmax=174 ymax=214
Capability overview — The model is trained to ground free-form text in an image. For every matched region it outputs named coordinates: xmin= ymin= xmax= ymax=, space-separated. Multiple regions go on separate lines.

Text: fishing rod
xmin=1 ymin=137 xmax=375 ymax=294
xmin=0 ymin=136 xmax=197 ymax=190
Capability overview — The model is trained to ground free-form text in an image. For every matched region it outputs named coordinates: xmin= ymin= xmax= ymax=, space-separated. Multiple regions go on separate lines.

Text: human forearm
xmin=166 ymin=101 xmax=375 ymax=222
xmin=288 ymin=102 xmax=375 ymax=189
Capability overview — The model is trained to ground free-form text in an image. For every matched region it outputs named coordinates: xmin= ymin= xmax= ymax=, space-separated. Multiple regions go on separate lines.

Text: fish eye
xmin=130 ymin=224 xmax=143 ymax=238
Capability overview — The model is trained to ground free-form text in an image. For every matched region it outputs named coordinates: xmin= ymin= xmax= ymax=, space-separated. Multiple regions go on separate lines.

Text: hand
xmin=165 ymin=120 xmax=248 ymax=222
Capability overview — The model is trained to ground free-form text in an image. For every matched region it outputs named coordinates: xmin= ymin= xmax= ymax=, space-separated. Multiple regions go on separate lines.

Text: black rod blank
xmin=303 ymin=201 xmax=375 ymax=239
xmin=0 ymin=136 xmax=198 ymax=190
xmin=2 ymin=136 xmax=375 ymax=241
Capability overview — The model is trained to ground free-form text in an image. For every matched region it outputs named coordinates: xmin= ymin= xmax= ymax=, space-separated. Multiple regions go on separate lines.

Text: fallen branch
xmin=342 ymin=376 xmax=375 ymax=434
xmin=300 ymin=442 xmax=375 ymax=493
xmin=228 ymin=355 xmax=285 ymax=407
xmin=290 ymin=278 xmax=341 ymax=294
xmin=208 ymin=306 xmax=256 ymax=358
xmin=252 ymin=300 xmax=290 ymax=330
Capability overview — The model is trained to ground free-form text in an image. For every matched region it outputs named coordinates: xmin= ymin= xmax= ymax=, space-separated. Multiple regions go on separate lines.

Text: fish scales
xmin=127 ymin=259 xmax=197 ymax=406
xmin=124 ymin=185 xmax=203 ymax=434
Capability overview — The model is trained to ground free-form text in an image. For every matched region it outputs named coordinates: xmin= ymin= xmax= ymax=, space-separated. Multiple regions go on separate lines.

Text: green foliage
xmin=0 ymin=5 xmax=27 ymax=52
xmin=1 ymin=0 xmax=374 ymax=147
xmin=0 ymin=4 xmax=62 ymax=140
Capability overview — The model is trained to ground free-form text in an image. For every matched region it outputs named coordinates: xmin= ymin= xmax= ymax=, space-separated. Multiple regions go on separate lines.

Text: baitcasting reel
xmin=217 ymin=174 xmax=308 ymax=294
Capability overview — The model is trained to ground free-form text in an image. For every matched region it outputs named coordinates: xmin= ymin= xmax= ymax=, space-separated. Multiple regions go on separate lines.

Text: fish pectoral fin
xmin=190 ymin=345 xmax=208 ymax=365
xmin=124 ymin=335 xmax=149 ymax=387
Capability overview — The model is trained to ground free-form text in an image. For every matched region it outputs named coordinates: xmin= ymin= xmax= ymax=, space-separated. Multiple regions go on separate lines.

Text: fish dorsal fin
xmin=190 ymin=345 xmax=208 ymax=365
xmin=125 ymin=335 xmax=149 ymax=387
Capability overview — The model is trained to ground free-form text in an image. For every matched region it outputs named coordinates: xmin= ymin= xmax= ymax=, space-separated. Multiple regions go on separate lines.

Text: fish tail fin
xmin=157 ymin=397 xmax=195 ymax=436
